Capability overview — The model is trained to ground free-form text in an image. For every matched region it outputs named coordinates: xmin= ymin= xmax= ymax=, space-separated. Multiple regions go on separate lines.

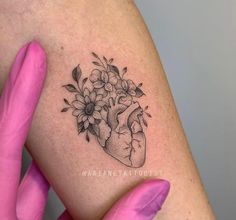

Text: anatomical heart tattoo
xmin=61 ymin=53 xmax=152 ymax=167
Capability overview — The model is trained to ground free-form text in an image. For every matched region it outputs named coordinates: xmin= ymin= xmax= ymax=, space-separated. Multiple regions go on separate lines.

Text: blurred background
xmin=22 ymin=1 xmax=236 ymax=219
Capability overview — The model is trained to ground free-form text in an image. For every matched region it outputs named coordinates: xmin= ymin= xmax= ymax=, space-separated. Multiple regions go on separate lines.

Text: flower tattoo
xmin=61 ymin=53 xmax=152 ymax=167
xmin=72 ymin=89 xmax=104 ymax=129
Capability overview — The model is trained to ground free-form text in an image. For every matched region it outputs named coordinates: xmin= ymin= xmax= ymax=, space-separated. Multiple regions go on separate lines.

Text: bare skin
xmin=0 ymin=0 xmax=215 ymax=219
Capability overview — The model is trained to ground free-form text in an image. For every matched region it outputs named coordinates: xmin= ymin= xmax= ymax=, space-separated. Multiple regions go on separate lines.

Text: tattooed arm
xmin=0 ymin=0 xmax=215 ymax=219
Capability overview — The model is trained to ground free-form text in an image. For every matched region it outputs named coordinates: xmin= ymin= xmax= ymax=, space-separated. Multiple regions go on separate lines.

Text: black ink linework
xmin=61 ymin=53 xmax=152 ymax=167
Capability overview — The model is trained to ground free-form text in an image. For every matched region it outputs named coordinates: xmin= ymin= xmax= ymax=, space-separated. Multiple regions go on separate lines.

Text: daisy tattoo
xmin=61 ymin=52 xmax=152 ymax=167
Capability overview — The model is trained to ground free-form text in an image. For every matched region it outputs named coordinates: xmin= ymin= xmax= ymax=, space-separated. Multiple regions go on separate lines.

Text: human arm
xmin=0 ymin=41 xmax=169 ymax=220
xmin=0 ymin=1 xmax=215 ymax=219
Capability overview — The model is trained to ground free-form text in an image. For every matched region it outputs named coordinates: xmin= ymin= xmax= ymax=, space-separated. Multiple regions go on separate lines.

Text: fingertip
xmin=15 ymin=40 xmax=47 ymax=99
xmin=28 ymin=40 xmax=46 ymax=63
xmin=143 ymin=178 xmax=170 ymax=193
xmin=149 ymin=179 xmax=170 ymax=209
xmin=25 ymin=40 xmax=47 ymax=79
xmin=103 ymin=178 xmax=170 ymax=220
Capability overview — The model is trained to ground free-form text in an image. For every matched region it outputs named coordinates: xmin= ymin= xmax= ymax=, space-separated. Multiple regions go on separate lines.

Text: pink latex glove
xmin=0 ymin=41 xmax=50 ymax=220
xmin=0 ymin=41 xmax=170 ymax=220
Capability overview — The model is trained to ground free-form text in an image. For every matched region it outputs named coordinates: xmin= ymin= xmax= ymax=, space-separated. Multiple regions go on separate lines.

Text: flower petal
xmin=84 ymin=88 xmax=90 ymax=97
xmin=105 ymin=83 xmax=113 ymax=92
xmin=89 ymin=69 xmax=101 ymax=82
xmin=72 ymin=100 xmax=85 ymax=109
xmin=108 ymin=72 xmax=118 ymax=85
xmin=127 ymin=79 xmax=136 ymax=90
xmin=83 ymin=115 xmax=88 ymax=122
xmin=78 ymin=113 xmax=85 ymax=123
xmin=84 ymin=96 xmax=90 ymax=104
xmin=101 ymin=71 xmax=109 ymax=83
xmin=128 ymin=89 xmax=136 ymax=96
xmin=72 ymin=109 xmax=82 ymax=116
xmin=96 ymin=88 xmax=104 ymax=95
xmin=102 ymin=90 xmax=108 ymax=97
xmin=93 ymin=111 xmax=102 ymax=119
xmin=96 ymin=94 xmax=103 ymax=101
xmin=95 ymin=105 xmax=102 ymax=111
xmin=84 ymin=120 xmax=89 ymax=129
xmin=96 ymin=100 xmax=106 ymax=107
xmin=115 ymin=79 xmax=123 ymax=90
xmin=122 ymin=80 xmax=128 ymax=91
xmin=88 ymin=116 xmax=95 ymax=124
xmin=93 ymin=80 xmax=105 ymax=89
xmin=75 ymin=94 xmax=85 ymax=103
xmin=89 ymin=91 xmax=96 ymax=102
xmin=116 ymin=89 xmax=125 ymax=95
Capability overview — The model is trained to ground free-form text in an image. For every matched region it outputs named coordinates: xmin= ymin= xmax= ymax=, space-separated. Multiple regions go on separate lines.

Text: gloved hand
xmin=0 ymin=41 xmax=48 ymax=220
xmin=0 ymin=41 xmax=170 ymax=220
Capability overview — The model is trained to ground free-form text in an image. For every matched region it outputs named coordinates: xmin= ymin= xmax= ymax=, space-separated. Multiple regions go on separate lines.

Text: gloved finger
xmin=0 ymin=41 xmax=47 ymax=217
xmin=16 ymin=161 xmax=49 ymax=220
xmin=103 ymin=179 xmax=170 ymax=220
xmin=57 ymin=210 xmax=73 ymax=220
